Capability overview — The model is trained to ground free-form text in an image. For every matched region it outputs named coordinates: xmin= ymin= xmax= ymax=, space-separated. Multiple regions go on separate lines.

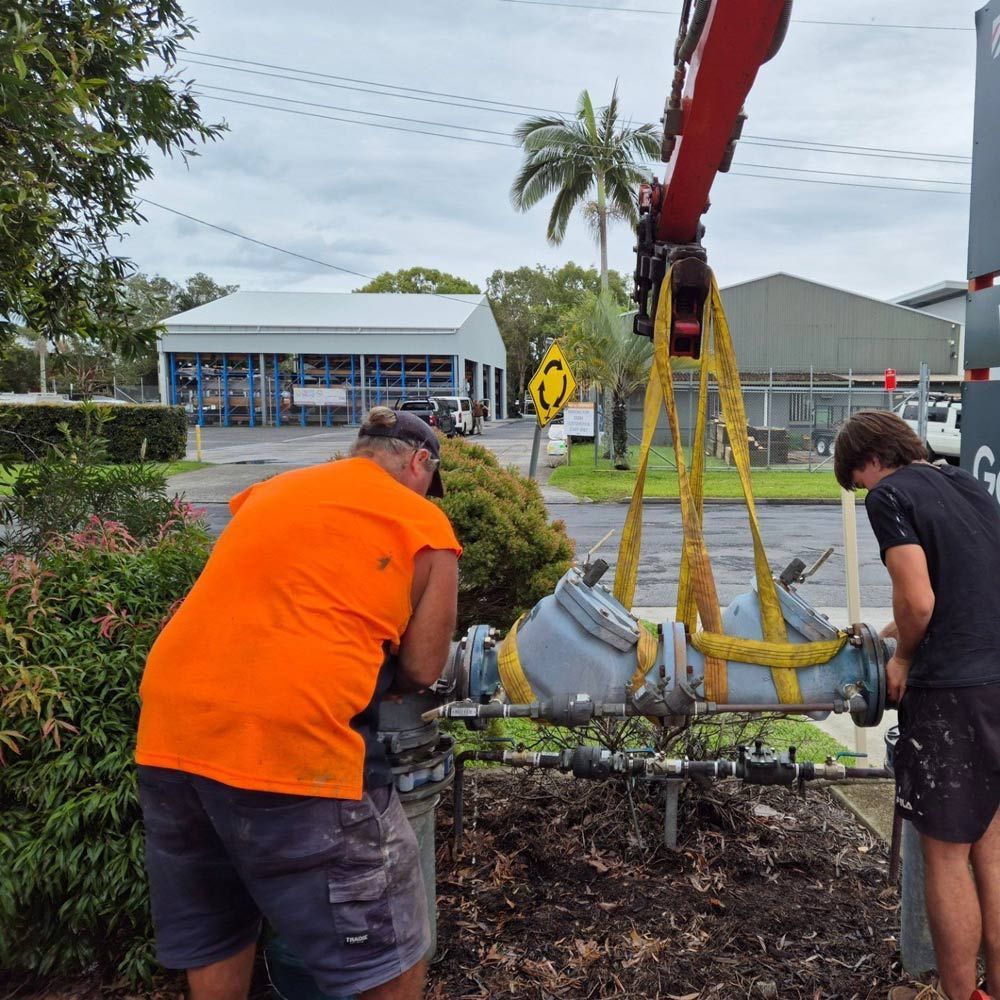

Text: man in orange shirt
xmin=136 ymin=407 xmax=461 ymax=1000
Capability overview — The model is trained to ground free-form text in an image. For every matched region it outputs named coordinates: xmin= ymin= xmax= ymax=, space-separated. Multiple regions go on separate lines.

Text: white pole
xmin=260 ymin=352 xmax=269 ymax=425
xmin=841 ymin=487 xmax=866 ymax=756
xmin=36 ymin=337 xmax=47 ymax=394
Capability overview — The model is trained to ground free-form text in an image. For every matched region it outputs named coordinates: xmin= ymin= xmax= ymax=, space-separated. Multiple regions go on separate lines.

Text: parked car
xmin=896 ymin=393 xmax=961 ymax=461
xmin=393 ymin=397 xmax=456 ymax=436
xmin=433 ymin=396 xmax=474 ymax=435
xmin=810 ymin=394 xmax=961 ymax=463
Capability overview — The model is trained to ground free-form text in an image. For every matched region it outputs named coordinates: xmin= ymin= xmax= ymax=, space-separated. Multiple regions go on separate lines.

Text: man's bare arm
xmin=885 ymin=544 xmax=935 ymax=663
xmin=396 ymin=548 xmax=459 ymax=691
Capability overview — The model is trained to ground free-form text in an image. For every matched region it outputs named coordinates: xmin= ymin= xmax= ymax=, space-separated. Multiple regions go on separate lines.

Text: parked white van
xmin=433 ymin=396 xmax=474 ymax=435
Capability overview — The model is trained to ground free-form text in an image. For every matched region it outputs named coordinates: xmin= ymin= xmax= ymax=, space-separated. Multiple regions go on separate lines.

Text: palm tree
xmin=511 ymin=86 xmax=660 ymax=289
xmin=563 ymin=291 xmax=653 ymax=469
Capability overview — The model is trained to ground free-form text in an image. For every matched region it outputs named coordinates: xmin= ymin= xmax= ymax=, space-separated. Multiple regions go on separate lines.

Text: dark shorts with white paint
xmin=894 ymin=685 xmax=1000 ymax=844
xmin=138 ymin=766 xmax=429 ymax=996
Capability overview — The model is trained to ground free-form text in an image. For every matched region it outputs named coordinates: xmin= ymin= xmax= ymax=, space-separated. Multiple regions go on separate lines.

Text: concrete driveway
xmin=173 ymin=418 xmax=577 ymax=503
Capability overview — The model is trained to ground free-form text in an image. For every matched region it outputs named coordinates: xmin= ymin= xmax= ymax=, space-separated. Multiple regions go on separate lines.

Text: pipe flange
xmin=850 ymin=623 xmax=886 ymax=728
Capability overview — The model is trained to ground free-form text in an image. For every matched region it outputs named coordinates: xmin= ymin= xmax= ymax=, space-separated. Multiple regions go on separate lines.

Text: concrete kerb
xmin=619 ymin=496 xmax=857 ymax=506
xmin=830 ymin=783 xmax=896 ymax=845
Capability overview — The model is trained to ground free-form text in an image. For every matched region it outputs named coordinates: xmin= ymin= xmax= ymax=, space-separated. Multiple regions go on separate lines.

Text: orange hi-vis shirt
xmin=136 ymin=457 xmax=461 ymax=800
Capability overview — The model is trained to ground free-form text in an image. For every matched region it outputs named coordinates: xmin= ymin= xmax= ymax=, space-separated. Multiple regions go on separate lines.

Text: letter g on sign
xmin=974 ymin=445 xmax=1000 ymax=503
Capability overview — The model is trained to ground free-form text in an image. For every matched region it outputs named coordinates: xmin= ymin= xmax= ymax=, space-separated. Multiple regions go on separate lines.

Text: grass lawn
xmin=163 ymin=460 xmax=209 ymax=476
xmin=551 ymin=443 xmax=850 ymax=502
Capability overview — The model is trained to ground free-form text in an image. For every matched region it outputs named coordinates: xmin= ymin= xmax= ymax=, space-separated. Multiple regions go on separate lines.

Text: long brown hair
xmin=834 ymin=410 xmax=927 ymax=490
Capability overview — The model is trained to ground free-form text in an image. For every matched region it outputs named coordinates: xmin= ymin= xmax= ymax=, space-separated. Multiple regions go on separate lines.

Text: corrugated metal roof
xmin=165 ymin=291 xmax=486 ymax=330
xmin=719 ymin=273 xmax=959 ymax=375
xmin=891 ymin=281 xmax=967 ymax=308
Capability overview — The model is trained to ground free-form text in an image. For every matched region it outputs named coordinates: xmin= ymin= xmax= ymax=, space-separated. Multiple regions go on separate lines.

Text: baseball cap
xmin=357 ymin=410 xmax=445 ymax=498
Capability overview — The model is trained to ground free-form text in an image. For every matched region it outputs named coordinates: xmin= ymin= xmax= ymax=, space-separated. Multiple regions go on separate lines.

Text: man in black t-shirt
xmin=836 ymin=410 xmax=1000 ymax=1000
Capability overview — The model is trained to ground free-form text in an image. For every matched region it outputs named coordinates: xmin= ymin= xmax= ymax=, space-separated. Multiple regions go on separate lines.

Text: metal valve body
xmin=434 ymin=564 xmax=887 ymax=728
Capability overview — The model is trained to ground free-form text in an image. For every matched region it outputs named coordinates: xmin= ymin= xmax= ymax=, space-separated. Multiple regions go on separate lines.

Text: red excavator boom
xmin=633 ymin=0 xmax=793 ymax=356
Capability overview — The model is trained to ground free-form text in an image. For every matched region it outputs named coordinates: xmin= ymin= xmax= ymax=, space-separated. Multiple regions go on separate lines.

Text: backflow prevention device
xmin=429 ymin=555 xmax=888 ymax=733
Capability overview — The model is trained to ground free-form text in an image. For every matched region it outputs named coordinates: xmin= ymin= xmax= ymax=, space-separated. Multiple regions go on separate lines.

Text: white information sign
xmin=293 ymin=385 xmax=348 ymax=406
xmin=563 ymin=402 xmax=595 ymax=436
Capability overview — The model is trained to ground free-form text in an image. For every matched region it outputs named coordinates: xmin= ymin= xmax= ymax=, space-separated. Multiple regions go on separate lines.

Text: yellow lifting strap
xmin=613 ymin=268 xmax=847 ymax=704
xmin=497 ymin=614 xmax=534 ymax=704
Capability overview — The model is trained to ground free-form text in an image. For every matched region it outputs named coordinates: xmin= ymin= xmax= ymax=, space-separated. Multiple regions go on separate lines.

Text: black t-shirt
xmin=865 ymin=463 xmax=1000 ymax=688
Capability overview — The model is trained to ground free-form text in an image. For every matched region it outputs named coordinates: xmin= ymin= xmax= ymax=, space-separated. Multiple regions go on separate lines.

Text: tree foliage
xmin=511 ymin=86 xmax=659 ymax=285
xmin=125 ymin=271 xmax=238 ymax=327
xmin=486 ymin=262 xmax=629 ymax=407
xmin=355 ymin=267 xmax=481 ymax=295
xmin=0 ymin=342 xmax=39 ymax=392
xmin=0 ymin=2 xmax=225 ymax=357
xmin=562 ymin=291 xmax=653 ymax=468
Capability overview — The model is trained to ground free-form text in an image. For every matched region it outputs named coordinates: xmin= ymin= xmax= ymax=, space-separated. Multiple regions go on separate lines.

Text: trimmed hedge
xmin=0 ymin=404 xmax=187 ymax=463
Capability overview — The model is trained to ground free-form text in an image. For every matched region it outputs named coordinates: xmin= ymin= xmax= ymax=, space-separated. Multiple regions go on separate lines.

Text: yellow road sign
xmin=528 ymin=342 xmax=577 ymax=428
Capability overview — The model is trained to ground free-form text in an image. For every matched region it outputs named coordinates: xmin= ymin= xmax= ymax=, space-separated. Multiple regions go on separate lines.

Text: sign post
xmin=526 ymin=342 xmax=577 ymax=480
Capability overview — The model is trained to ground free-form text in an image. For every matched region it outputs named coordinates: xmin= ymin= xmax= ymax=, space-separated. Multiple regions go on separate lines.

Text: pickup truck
xmin=896 ymin=394 xmax=961 ymax=461
xmin=393 ymin=398 xmax=456 ymax=436
xmin=810 ymin=394 xmax=961 ymax=462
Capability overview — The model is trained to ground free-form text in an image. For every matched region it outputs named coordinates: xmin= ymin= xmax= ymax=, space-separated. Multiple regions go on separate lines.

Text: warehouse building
xmin=156 ymin=291 xmax=507 ymax=426
xmin=891 ymin=280 xmax=966 ymax=369
xmin=628 ymin=272 xmax=963 ymax=447
xmin=718 ymin=272 xmax=960 ymax=376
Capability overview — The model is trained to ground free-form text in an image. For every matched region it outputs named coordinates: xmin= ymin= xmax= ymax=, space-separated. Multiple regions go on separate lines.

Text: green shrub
xmin=0 ymin=516 xmax=211 ymax=983
xmin=0 ymin=402 xmax=187 ymax=462
xmin=1 ymin=408 xmax=185 ymax=555
xmin=438 ymin=436 xmax=575 ymax=633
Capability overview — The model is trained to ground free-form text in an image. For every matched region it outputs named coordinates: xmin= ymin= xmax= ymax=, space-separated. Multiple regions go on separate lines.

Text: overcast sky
xmin=123 ymin=0 xmax=984 ymax=302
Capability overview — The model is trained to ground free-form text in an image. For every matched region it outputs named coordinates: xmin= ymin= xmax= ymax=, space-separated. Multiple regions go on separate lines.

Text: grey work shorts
xmin=137 ymin=765 xmax=430 ymax=996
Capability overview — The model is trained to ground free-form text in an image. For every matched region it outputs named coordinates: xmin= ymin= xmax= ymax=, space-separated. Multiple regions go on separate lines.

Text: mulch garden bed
xmin=428 ymin=769 xmax=916 ymax=1000
xmin=0 ymin=770 xmax=919 ymax=1000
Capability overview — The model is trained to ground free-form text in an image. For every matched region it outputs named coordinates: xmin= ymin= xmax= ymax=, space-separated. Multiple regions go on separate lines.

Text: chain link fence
xmin=615 ymin=375 xmax=909 ymax=471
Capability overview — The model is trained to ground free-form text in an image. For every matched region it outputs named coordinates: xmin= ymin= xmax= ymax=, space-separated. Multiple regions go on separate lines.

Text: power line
xmin=194 ymin=92 xmax=512 ymax=147
xmin=138 ymin=200 xmax=489 ymax=307
xmin=187 ymin=49 xmax=567 ymax=116
xmin=745 ymin=134 xmax=969 ymax=164
xmin=139 ymin=199 xmax=375 ymax=280
xmin=196 ymin=84 xmax=514 ymax=138
xmin=734 ymin=161 xmax=968 ymax=188
xmin=182 ymin=56 xmax=536 ymax=118
xmin=185 ymin=52 xmax=972 ymax=165
xmin=729 ymin=169 xmax=968 ymax=196
xmin=740 ymin=138 xmax=969 ymax=165
xmin=198 ymin=92 xmax=970 ymax=195
xmin=496 ymin=0 xmax=975 ymax=31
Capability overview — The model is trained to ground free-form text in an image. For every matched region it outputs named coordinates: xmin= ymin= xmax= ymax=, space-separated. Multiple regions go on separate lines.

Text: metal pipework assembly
xmin=452 ymin=742 xmax=892 ymax=853
xmin=427 ymin=557 xmax=889 ymax=731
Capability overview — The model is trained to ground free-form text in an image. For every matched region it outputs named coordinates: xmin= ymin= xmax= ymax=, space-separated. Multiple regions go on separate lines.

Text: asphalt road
xmin=198 ymin=499 xmax=887 ymax=608
xmin=183 ymin=418 xmax=889 ymax=608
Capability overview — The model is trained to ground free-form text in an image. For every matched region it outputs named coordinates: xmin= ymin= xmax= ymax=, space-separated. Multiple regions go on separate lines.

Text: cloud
xmin=124 ymin=0 xmax=982 ymax=301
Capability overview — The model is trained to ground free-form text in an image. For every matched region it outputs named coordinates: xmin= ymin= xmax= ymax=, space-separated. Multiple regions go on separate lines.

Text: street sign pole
xmin=525 ymin=339 xmax=577 ymax=481
xmin=528 ymin=421 xmax=543 ymax=480
xmin=916 ymin=362 xmax=930 ymax=444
